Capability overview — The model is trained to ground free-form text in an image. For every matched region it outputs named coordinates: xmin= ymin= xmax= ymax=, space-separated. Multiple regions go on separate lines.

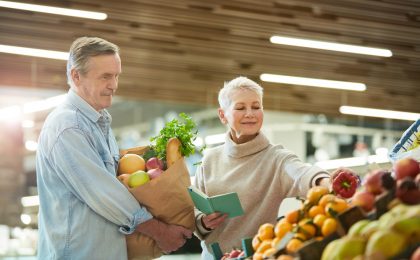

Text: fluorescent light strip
xmin=0 ymin=44 xmax=68 ymax=60
xmin=260 ymin=73 xmax=366 ymax=91
xmin=270 ymin=36 xmax=392 ymax=57
xmin=340 ymin=106 xmax=420 ymax=121
xmin=315 ymin=154 xmax=389 ymax=170
xmin=0 ymin=0 xmax=107 ymax=20
xmin=23 ymin=94 xmax=66 ymax=113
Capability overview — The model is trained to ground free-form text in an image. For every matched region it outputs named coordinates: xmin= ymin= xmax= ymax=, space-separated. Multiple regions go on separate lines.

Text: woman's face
xmin=218 ymin=88 xmax=263 ymax=144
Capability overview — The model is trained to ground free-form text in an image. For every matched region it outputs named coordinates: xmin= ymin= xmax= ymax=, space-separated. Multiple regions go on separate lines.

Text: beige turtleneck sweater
xmin=194 ymin=131 xmax=329 ymax=259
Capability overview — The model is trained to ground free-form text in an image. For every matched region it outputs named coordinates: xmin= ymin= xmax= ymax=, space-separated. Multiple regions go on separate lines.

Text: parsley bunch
xmin=150 ymin=113 xmax=199 ymax=161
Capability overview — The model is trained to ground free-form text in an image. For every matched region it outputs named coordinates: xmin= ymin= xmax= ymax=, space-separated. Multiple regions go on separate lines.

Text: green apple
xmin=128 ymin=170 xmax=150 ymax=188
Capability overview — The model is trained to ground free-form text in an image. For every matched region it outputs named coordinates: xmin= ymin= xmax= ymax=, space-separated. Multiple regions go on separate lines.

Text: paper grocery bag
xmin=125 ymin=157 xmax=195 ymax=260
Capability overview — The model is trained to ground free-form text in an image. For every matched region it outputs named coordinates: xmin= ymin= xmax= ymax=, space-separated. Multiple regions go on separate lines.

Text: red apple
xmin=228 ymin=249 xmax=242 ymax=258
xmin=146 ymin=157 xmax=164 ymax=171
xmin=351 ymin=190 xmax=376 ymax=212
xmin=147 ymin=168 xmax=163 ymax=180
xmin=363 ymin=170 xmax=385 ymax=195
xmin=394 ymin=158 xmax=420 ymax=180
xmin=396 ymin=177 xmax=420 ymax=205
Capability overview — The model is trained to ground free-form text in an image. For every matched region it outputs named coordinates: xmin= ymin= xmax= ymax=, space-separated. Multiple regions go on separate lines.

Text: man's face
xmin=72 ymin=53 xmax=121 ymax=111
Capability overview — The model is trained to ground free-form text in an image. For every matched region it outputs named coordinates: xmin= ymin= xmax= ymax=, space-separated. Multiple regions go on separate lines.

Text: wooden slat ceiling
xmin=1 ymin=0 xmax=420 ymax=117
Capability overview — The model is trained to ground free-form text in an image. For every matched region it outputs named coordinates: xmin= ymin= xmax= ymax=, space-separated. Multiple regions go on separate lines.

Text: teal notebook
xmin=187 ymin=186 xmax=244 ymax=218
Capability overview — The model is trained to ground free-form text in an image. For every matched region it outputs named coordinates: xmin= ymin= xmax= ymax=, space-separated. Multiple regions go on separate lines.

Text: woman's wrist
xmin=200 ymin=216 xmax=212 ymax=231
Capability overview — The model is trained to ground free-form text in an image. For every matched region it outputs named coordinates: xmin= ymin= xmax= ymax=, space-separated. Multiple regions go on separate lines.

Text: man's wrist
xmin=136 ymin=218 xmax=163 ymax=240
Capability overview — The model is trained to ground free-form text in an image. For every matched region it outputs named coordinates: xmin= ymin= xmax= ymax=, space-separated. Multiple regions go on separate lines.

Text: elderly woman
xmin=193 ymin=76 xmax=334 ymax=259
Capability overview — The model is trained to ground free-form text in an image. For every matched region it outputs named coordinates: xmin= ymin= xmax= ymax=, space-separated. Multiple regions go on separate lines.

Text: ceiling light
xmin=340 ymin=106 xmax=420 ymax=121
xmin=260 ymin=73 xmax=366 ymax=91
xmin=25 ymin=140 xmax=38 ymax=151
xmin=21 ymin=195 xmax=39 ymax=207
xmin=0 ymin=105 xmax=21 ymax=121
xmin=23 ymin=94 xmax=66 ymax=113
xmin=270 ymin=36 xmax=392 ymax=57
xmin=0 ymin=0 xmax=107 ymax=20
xmin=0 ymin=44 xmax=68 ymax=60
xmin=20 ymin=214 xmax=31 ymax=225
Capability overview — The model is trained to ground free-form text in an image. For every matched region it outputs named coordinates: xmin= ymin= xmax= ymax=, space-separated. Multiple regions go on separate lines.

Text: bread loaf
xmin=166 ymin=137 xmax=182 ymax=168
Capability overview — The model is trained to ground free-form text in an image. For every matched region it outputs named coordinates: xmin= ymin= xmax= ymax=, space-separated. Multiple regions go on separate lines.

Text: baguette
xmin=166 ymin=137 xmax=182 ymax=168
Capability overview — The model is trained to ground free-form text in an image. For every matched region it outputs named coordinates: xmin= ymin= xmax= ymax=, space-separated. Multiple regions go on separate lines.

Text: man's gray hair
xmin=218 ymin=76 xmax=263 ymax=110
xmin=66 ymin=36 xmax=119 ymax=87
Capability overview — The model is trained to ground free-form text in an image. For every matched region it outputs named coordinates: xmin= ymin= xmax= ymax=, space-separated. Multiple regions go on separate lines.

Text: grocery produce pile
xmin=215 ymin=158 xmax=420 ymax=260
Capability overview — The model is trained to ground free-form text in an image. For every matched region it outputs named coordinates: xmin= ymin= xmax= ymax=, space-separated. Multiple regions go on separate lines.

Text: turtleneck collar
xmin=224 ymin=131 xmax=270 ymax=158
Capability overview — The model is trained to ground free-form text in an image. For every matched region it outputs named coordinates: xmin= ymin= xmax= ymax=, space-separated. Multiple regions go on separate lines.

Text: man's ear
xmin=71 ymin=69 xmax=81 ymax=87
xmin=218 ymin=108 xmax=227 ymax=124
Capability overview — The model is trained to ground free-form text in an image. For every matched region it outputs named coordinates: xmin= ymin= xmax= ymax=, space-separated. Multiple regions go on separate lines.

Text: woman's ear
xmin=218 ymin=108 xmax=227 ymax=124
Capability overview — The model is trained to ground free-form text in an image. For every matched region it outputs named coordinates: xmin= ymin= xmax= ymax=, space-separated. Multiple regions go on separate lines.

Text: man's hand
xmin=136 ymin=218 xmax=192 ymax=253
xmin=201 ymin=212 xmax=228 ymax=230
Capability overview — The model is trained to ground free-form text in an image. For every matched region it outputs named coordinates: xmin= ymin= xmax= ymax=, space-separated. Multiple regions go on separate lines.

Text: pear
xmin=365 ymin=230 xmax=406 ymax=259
xmin=348 ymin=219 xmax=371 ymax=237
xmin=321 ymin=236 xmax=366 ymax=260
xmin=359 ymin=220 xmax=379 ymax=239
xmin=392 ymin=217 xmax=420 ymax=244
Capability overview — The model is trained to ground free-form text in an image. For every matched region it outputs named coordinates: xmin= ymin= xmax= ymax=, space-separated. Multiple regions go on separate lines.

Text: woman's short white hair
xmin=218 ymin=76 xmax=263 ymax=110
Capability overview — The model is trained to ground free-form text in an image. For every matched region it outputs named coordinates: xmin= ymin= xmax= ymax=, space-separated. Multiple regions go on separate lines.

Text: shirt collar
xmin=224 ymin=131 xmax=270 ymax=158
xmin=67 ymin=88 xmax=112 ymax=124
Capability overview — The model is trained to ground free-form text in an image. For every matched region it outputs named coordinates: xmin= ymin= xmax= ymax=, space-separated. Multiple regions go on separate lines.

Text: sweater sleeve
xmin=281 ymin=151 xmax=330 ymax=195
xmin=193 ymin=164 xmax=213 ymax=240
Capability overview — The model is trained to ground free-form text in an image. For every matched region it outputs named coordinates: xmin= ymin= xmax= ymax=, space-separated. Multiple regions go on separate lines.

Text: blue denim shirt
xmin=36 ymin=89 xmax=152 ymax=260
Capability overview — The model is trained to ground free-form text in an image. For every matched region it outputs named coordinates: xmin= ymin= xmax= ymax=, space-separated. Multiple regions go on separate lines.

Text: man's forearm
xmin=136 ymin=218 xmax=164 ymax=240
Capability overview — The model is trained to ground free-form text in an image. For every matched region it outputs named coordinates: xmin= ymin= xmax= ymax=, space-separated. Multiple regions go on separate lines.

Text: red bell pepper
xmin=332 ymin=170 xmax=359 ymax=198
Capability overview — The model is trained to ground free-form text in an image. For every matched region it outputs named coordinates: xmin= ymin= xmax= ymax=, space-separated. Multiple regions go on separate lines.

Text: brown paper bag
xmin=122 ymin=152 xmax=195 ymax=260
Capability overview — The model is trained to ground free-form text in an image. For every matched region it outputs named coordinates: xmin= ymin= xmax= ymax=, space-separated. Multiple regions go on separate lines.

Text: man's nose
xmin=109 ymin=77 xmax=118 ymax=90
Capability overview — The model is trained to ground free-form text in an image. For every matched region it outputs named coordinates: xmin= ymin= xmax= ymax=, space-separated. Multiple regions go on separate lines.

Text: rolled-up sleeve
xmin=282 ymin=153 xmax=330 ymax=194
xmin=48 ymin=128 xmax=152 ymax=234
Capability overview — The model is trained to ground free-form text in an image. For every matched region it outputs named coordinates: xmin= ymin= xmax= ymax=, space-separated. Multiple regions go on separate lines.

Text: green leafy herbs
xmin=150 ymin=113 xmax=200 ymax=161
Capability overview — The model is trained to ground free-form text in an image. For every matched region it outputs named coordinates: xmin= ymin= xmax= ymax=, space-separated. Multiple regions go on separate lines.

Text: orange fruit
xmin=285 ymin=209 xmax=302 ymax=224
xmin=325 ymin=199 xmax=348 ymax=217
xmin=297 ymin=220 xmax=316 ymax=239
xmin=258 ymin=223 xmax=275 ymax=241
xmin=256 ymin=239 xmax=273 ymax=253
xmin=274 ymin=220 xmax=293 ymax=239
xmin=277 ymin=255 xmax=294 ymax=260
xmin=322 ymin=218 xmax=338 ymax=237
xmin=308 ymin=205 xmax=325 ymax=218
xmin=307 ymin=186 xmax=329 ymax=204
xmin=293 ymin=232 xmax=307 ymax=242
xmin=318 ymin=194 xmax=336 ymax=207
xmin=313 ymin=214 xmax=327 ymax=228
xmin=262 ymin=247 xmax=277 ymax=258
xmin=253 ymin=252 xmax=263 ymax=260
xmin=252 ymin=234 xmax=262 ymax=251
xmin=118 ymin=154 xmax=145 ymax=175
xmin=286 ymin=238 xmax=303 ymax=253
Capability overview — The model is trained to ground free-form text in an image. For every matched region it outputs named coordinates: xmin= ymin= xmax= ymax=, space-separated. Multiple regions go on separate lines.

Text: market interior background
xmin=0 ymin=0 xmax=419 ymax=258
